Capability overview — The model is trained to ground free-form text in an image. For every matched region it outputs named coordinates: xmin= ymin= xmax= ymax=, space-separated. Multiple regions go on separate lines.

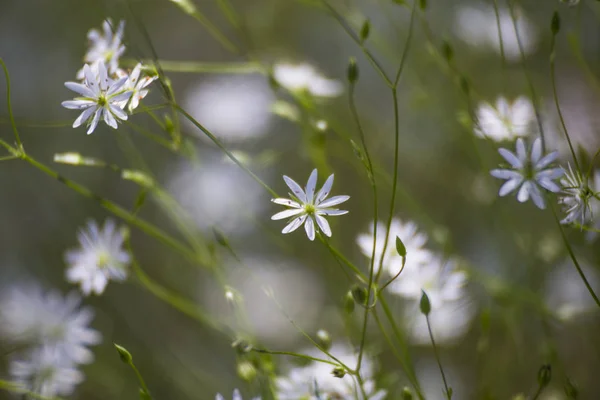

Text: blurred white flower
xmin=182 ymin=76 xmax=274 ymax=142
xmin=559 ymin=164 xmax=596 ymax=225
xmin=216 ymin=389 xmax=260 ymax=400
xmin=272 ymin=169 xmax=349 ymax=241
xmin=406 ymin=299 xmax=475 ymax=346
xmin=454 ymin=4 xmax=538 ymax=62
xmin=10 ymin=347 xmax=84 ymax=397
xmin=490 ymin=138 xmax=563 ymax=209
xmin=273 ymin=62 xmax=343 ymax=97
xmin=116 ymin=63 xmax=157 ymax=112
xmin=545 ymin=260 xmax=600 ymax=321
xmin=276 ymin=343 xmax=386 ymax=400
xmin=474 ymin=96 xmax=534 ymax=142
xmin=0 ymin=284 xmax=101 ymax=365
xmin=62 ymin=62 xmax=132 ymax=134
xmin=78 ymin=19 xmax=126 ymax=79
xmin=65 ymin=218 xmax=131 ymax=296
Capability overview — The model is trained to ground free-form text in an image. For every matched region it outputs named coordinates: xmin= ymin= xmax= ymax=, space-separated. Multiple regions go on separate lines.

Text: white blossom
xmin=474 ymin=96 xmax=534 ymax=142
xmin=116 ymin=63 xmax=157 ymax=112
xmin=559 ymin=163 xmax=596 ymax=225
xmin=79 ymin=19 xmax=126 ymax=78
xmin=215 ymin=389 xmax=260 ymax=400
xmin=62 ymin=62 xmax=132 ymax=134
xmin=490 ymin=138 xmax=563 ymax=209
xmin=65 ymin=218 xmax=131 ymax=296
xmin=271 ymin=169 xmax=349 ymax=241
xmin=273 ymin=63 xmax=343 ymax=97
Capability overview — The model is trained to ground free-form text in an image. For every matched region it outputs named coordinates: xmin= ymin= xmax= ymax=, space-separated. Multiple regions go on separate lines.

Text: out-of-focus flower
xmin=62 ymin=62 xmax=132 ymax=134
xmin=0 ymin=284 xmax=101 ymax=365
xmin=182 ymin=76 xmax=275 ymax=142
xmin=116 ymin=63 xmax=157 ymax=112
xmin=454 ymin=4 xmax=538 ymax=62
xmin=65 ymin=218 xmax=131 ymax=296
xmin=78 ymin=19 xmax=126 ymax=79
xmin=10 ymin=347 xmax=84 ymax=398
xmin=406 ymin=298 xmax=475 ymax=346
xmin=273 ymin=63 xmax=343 ymax=97
xmin=272 ymin=169 xmax=349 ymax=241
xmin=276 ymin=343 xmax=386 ymax=400
xmin=474 ymin=96 xmax=534 ymax=142
xmin=559 ymin=164 xmax=596 ymax=225
xmin=490 ymin=138 xmax=563 ymax=209
xmin=215 ymin=389 xmax=260 ymax=400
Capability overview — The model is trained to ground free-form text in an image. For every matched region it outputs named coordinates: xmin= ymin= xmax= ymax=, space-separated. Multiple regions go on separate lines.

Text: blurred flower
xmin=62 ymin=62 xmax=132 ymax=134
xmin=116 ymin=63 xmax=157 ymax=112
xmin=276 ymin=343 xmax=386 ymax=400
xmin=78 ymin=19 xmax=126 ymax=79
xmin=10 ymin=347 xmax=84 ymax=397
xmin=273 ymin=62 xmax=343 ymax=97
xmin=65 ymin=218 xmax=131 ymax=296
xmin=215 ymin=389 xmax=260 ymax=400
xmin=356 ymin=218 xmax=434 ymax=275
xmin=406 ymin=298 xmax=475 ymax=346
xmin=454 ymin=4 xmax=538 ymax=62
xmin=0 ymin=284 xmax=101 ymax=365
xmin=272 ymin=169 xmax=349 ymax=241
xmin=474 ymin=96 xmax=534 ymax=142
xmin=490 ymin=138 xmax=563 ymax=209
xmin=182 ymin=76 xmax=274 ymax=142
xmin=559 ymin=164 xmax=596 ymax=225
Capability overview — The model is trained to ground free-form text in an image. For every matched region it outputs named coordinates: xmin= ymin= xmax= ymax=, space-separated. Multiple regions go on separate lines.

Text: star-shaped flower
xmin=116 ymin=63 xmax=157 ymax=112
xmin=80 ymin=19 xmax=126 ymax=78
xmin=271 ymin=169 xmax=349 ymax=241
xmin=559 ymin=163 xmax=596 ymax=225
xmin=490 ymin=138 xmax=563 ymax=209
xmin=474 ymin=96 xmax=534 ymax=142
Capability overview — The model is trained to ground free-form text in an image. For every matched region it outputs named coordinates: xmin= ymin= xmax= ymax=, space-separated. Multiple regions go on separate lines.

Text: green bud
xmin=231 ymin=338 xmax=253 ymax=354
xmin=331 ymin=367 xmax=346 ymax=378
xmin=347 ymin=57 xmax=359 ymax=83
xmin=139 ymin=388 xmax=152 ymax=400
xmin=537 ymin=364 xmax=552 ymax=388
xmin=565 ymin=378 xmax=578 ymax=399
xmin=447 ymin=387 xmax=453 ymax=398
xmin=122 ymin=169 xmax=155 ymax=188
xmin=351 ymin=285 xmax=368 ymax=306
xmin=360 ymin=20 xmax=371 ymax=42
xmin=551 ymin=12 xmax=560 ymax=35
xmin=395 ymin=236 xmax=407 ymax=258
xmin=316 ymin=329 xmax=332 ymax=351
xmin=419 ymin=0 xmax=427 ymax=11
xmin=344 ymin=291 xmax=355 ymax=314
xmin=237 ymin=360 xmax=257 ymax=382
xmin=212 ymin=227 xmax=228 ymax=247
xmin=441 ymin=40 xmax=453 ymax=62
xmin=164 ymin=114 xmax=174 ymax=135
xmin=114 ymin=343 xmax=133 ymax=364
xmin=401 ymin=387 xmax=414 ymax=400
xmin=419 ymin=290 xmax=431 ymax=315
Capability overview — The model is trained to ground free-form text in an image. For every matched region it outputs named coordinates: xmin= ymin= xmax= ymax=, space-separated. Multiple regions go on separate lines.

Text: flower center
xmin=303 ymin=203 xmax=316 ymax=215
xmin=97 ymin=94 xmax=108 ymax=107
xmin=522 ymin=159 xmax=535 ymax=181
xmin=97 ymin=250 xmax=112 ymax=268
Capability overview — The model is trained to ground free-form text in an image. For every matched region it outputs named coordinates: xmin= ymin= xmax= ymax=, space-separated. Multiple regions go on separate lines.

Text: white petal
xmin=517 ymin=181 xmax=532 ymax=202
xmin=283 ymin=175 xmax=307 ymax=202
xmin=317 ymin=195 xmax=350 ymax=208
xmin=111 ymin=91 xmax=133 ymax=103
xmin=490 ymin=169 xmax=522 ymax=180
xmin=498 ymin=177 xmax=523 ymax=196
xmin=109 ymin=104 xmax=128 ymax=120
xmin=538 ymin=177 xmax=560 ymax=193
xmin=87 ymin=109 xmax=102 ymax=134
xmin=62 ymin=100 xmax=95 ymax=109
xmin=531 ymin=138 xmax=542 ymax=164
xmin=73 ymin=106 xmax=97 ymax=128
xmin=83 ymin=64 xmax=98 ymax=94
xmin=529 ymin=184 xmax=546 ymax=209
xmin=305 ymin=169 xmax=318 ymax=202
xmin=271 ymin=208 xmax=304 ymax=220
xmin=537 ymin=168 xmax=564 ymax=180
xmin=65 ymin=82 xmax=96 ymax=98
xmin=536 ymin=151 xmax=559 ymax=169
xmin=318 ymin=209 xmax=348 ymax=216
xmin=516 ymin=138 xmax=527 ymax=162
xmin=98 ymin=62 xmax=110 ymax=91
xmin=108 ymin=77 xmax=128 ymax=95
xmin=271 ymin=198 xmax=301 ymax=208
xmin=315 ymin=214 xmax=332 ymax=237
xmin=103 ymin=109 xmax=118 ymax=129
xmin=498 ymin=148 xmax=522 ymax=168
xmin=315 ymin=174 xmax=334 ymax=204
xmin=304 ymin=217 xmax=316 ymax=241
xmin=282 ymin=215 xmax=307 ymax=234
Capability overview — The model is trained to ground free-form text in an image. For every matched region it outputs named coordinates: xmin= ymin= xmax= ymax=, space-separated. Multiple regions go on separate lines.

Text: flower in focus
xmin=275 ymin=343 xmax=386 ymax=400
xmin=0 ymin=284 xmax=102 ymax=365
xmin=215 ymin=389 xmax=260 ymax=400
xmin=273 ymin=62 xmax=343 ymax=97
xmin=62 ymin=62 xmax=132 ymax=134
xmin=65 ymin=218 xmax=131 ymax=295
xmin=559 ymin=163 xmax=596 ymax=225
xmin=474 ymin=96 xmax=534 ymax=142
xmin=272 ymin=169 xmax=349 ymax=241
xmin=116 ymin=63 xmax=157 ymax=112
xmin=10 ymin=347 xmax=84 ymax=397
xmin=79 ymin=19 xmax=126 ymax=78
xmin=490 ymin=138 xmax=563 ymax=209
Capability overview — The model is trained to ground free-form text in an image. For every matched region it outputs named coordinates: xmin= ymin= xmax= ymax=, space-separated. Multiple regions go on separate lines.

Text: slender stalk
xmin=492 ymin=0 xmax=507 ymax=85
xmin=0 ymin=60 xmax=22 ymax=148
xmin=252 ymin=349 xmax=340 ymax=368
xmin=126 ymin=59 xmax=264 ymax=74
xmin=426 ymin=315 xmax=452 ymax=399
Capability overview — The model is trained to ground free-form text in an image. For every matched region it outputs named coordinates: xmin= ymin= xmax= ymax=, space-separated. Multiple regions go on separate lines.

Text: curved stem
xmin=426 ymin=315 xmax=452 ymax=399
xmin=252 ymin=349 xmax=340 ymax=368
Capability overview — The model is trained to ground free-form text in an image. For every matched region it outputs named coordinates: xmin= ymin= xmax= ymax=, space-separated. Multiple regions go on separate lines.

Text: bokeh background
xmin=2 ymin=0 xmax=600 ymax=399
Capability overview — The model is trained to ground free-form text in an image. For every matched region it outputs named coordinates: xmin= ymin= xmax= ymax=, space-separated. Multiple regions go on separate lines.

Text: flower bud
xmin=401 ymin=387 xmax=413 ymax=400
xmin=419 ymin=290 xmax=431 ymax=315
xmin=441 ymin=40 xmax=453 ymax=63
xmin=351 ymin=285 xmax=368 ymax=306
xmin=565 ymin=378 xmax=578 ymax=399
xmin=237 ymin=360 xmax=257 ymax=382
xmin=344 ymin=291 xmax=355 ymax=314
xmin=331 ymin=367 xmax=346 ymax=378
xmin=316 ymin=329 xmax=332 ymax=351
xmin=360 ymin=20 xmax=371 ymax=42
xmin=114 ymin=343 xmax=133 ymax=364
xmin=419 ymin=0 xmax=427 ymax=11
xmin=232 ymin=339 xmax=253 ymax=354
xmin=551 ymin=11 xmax=560 ymax=35
xmin=139 ymin=388 xmax=152 ymax=400
xmin=537 ymin=364 xmax=552 ymax=388
xmin=347 ymin=57 xmax=359 ymax=83
xmin=395 ymin=236 xmax=407 ymax=258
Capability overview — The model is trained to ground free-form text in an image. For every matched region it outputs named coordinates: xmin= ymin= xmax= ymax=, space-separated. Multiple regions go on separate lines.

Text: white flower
xmin=79 ymin=19 xmax=126 ymax=78
xmin=271 ymin=169 xmax=349 ymax=241
xmin=559 ymin=163 xmax=596 ymax=225
xmin=276 ymin=343 xmax=386 ymax=400
xmin=407 ymin=300 xmax=475 ymax=346
xmin=356 ymin=218 xmax=434 ymax=276
xmin=0 ymin=284 xmax=102 ymax=365
xmin=490 ymin=138 xmax=563 ymax=209
xmin=116 ymin=63 xmax=157 ymax=112
xmin=474 ymin=96 xmax=534 ymax=142
xmin=65 ymin=218 xmax=131 ymax=296
xmin=215 ymin=389 xmax=260 ymax=400
xmin=62 ymin=62 xmax=132 ymax=134
xmin=273 ymin=63 xmax=343 ymax=97
xmin=10 ymin=347 xmax=84 ymax=397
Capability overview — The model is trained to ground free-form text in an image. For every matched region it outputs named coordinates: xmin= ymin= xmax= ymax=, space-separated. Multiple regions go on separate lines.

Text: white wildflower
xmin=490 ymin=138 xmax=563 ymax=209
xmin=10 ymin=347 xmax=84 ymax=398
xmin=474 ymin=96 xmax=534 ymax=142
xmin=117 ymin=63 xmax=157 ymax=112
xmin=215 ymin=389 xmax=260 ymax=400
xmin=559 ymin=163 xmax=596 ymax=225
xmin=79 ymin=19 xmax=126 ymax=78
xmin=62 ymin=62 xmax=132 ymax=134
xmin=271 ymin=169 xmax=349 ymax=241
xmin=276 ymin=343 xmax=386 ymax=400
xmin=273 ymin=63 xmax=343 ymax=97
xmin=407 ymin=300 xmax=475 ymax=345
xmin=65 ymin=219 xmax=131 ymax=296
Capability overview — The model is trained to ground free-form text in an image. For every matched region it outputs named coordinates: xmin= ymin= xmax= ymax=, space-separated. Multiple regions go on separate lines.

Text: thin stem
xmin=130 ymin=362 xmax=151 ymax=397
xmin=0 ymin=59 xmax=22 ymax=149
xmin=127 ymin=59 xmax=264 ymax=74
xmin=378 ymin=258 xmax=406 ymax=293
xmin=426 ymin=315 xmax=452 ymax=399
xmin=393 ymin=3 xmax=417 ymax=86
xmin=492 ymin=0 xmax=507 ymax=83
xmin=252 ymin=349 xmax=340 ymax=368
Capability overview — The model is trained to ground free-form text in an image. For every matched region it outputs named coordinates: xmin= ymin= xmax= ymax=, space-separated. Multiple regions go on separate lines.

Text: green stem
xmin=426 ymin=315 xmax=452 ymax=399
xmin=252 ymin=349 xmax=340 ymax=367
xmin=127 ymin=59 xmax=264 ymax=74
xmin=0 ymin=59 xmax=22 ymax=149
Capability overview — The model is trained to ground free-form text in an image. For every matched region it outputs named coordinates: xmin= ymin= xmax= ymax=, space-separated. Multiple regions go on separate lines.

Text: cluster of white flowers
xmin=62 ymin=19 xmax=157 ymax=134
xmin=273 ymin=62 xmax=343 ymax=98
xmin=0 ymin=284 xmax=101 ymax=397
xmin=357 ymin=219 xmax=472 ymax=344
